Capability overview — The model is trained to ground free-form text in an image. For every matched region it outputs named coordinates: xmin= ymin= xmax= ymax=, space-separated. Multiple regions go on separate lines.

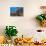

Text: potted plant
xmin=36 ymin=14 xmax=46 ymax=27
xmin=5 ymin=26 xmax=18 ymax=43
xmin=36 ymin=6 xmax=46 ymax=27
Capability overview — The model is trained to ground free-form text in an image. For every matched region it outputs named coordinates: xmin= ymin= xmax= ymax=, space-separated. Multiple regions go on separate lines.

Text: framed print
xmin=10 ymin=7 xmax=24 ymax=16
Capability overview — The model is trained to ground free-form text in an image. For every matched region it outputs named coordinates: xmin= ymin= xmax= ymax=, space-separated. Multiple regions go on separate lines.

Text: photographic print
xmin=10 ymin=7 xmax=23 ymax=16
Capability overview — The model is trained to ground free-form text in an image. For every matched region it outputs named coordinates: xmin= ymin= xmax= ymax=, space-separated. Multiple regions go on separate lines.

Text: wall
xmin=0 ymin=0 xmax=46 ymax=41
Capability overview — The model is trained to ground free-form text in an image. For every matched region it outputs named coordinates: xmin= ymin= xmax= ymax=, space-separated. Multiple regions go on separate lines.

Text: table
xmin=14 ymin=43 xmax=46 ymax=46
